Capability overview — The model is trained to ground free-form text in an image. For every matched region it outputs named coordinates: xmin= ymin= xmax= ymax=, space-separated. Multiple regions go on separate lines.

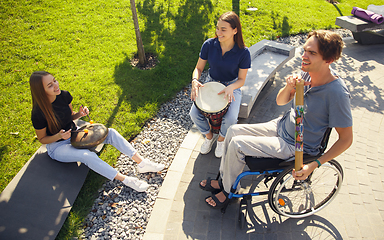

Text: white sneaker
xmin=138 ymin=159 xmax=165 ymax=173
xmin=215 ymin=141 xmax=224 ymax=158
xmin=123 ymin=176 xmax=149 ymax=192
xmin=200 ymin=137 xmax=215 ymax=154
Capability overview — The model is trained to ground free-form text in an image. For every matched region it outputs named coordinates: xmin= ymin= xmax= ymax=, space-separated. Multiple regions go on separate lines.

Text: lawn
xmin=0 ymin=0 xmax=377 ymax=238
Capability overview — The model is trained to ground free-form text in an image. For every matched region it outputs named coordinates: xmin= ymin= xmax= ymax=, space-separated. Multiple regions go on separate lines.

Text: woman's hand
xmin=218 ymin=85 xmax=236 ymax=103
xmin=58 ymin=129 xmax=71 ymax=140
xmin=79 ymin=105 xmax=89 ymax=118
xmin=190 ymin=79 xmax=204 ymax=101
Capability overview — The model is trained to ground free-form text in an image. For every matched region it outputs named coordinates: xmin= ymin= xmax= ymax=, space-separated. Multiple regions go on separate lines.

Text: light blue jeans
xmin=219 ymin=119 xmax=295 ymax=193
xmin=189 ymin=76 xmax=242 ymax=138
xmin=46 ymin=128 xmax=137 ymax=180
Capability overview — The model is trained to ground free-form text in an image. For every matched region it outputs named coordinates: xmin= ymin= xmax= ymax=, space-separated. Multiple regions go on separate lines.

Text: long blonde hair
xmin=29 ymin=71 xmax=60 ymax=134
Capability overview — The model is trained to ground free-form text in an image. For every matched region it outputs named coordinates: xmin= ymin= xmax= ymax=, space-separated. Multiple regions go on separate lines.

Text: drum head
xmin=71 ymin=123 xmax=108 ymax=149
xmin=195 ymin=82 xmax=229 ymax=113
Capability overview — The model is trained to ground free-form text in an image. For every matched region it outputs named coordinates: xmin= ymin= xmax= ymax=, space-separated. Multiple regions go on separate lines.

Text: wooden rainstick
xmin=295 ymin=79 xmax=305 ymax=175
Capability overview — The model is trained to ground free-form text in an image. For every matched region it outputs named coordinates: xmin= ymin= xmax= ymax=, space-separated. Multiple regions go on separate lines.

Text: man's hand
xmin=292 ymin=161 xmax=318 ymax=180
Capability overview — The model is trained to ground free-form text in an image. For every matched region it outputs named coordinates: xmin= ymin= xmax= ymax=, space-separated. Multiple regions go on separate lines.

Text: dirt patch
xmin=130 ymin=53 xmax=158 ymax=70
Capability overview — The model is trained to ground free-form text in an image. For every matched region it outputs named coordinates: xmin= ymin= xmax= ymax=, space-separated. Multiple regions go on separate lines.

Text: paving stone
xmin=359 ymin=225 xmax=376 ymax=239
xmin=165 ymin=221 xmax=182 ymax=236
xmin=168 ymin=210 xmax=183 ymax=222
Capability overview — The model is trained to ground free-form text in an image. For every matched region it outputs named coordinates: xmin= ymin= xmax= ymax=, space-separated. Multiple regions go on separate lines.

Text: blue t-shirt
xmin=278 ymin=70 xmax=353 ymax=156
xmin=199 ymin=38 xmax=251 ymax=82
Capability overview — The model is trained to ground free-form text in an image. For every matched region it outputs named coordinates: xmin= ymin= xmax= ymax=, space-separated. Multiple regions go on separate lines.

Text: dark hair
xmin=307 ymin=30 xmax=344 ymax=62
xmin=215 ymin=11 xmax=246 ymax=49
xmin=29 ymin=71 xmax=60 ymax=134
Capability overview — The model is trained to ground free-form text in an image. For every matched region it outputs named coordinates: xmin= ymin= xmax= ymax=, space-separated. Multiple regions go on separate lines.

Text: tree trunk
xmin=130 ymin=0 xmax=146 ymax=65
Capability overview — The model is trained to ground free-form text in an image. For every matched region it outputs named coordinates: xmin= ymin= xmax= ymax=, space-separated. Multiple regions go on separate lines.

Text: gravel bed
xmin=275 ymin=29 xmax=353 ymax=47
xmin=81 ymin=85 xmax=195 ymax=240
xmin=80 ymin=29 xmax=353 ymax=240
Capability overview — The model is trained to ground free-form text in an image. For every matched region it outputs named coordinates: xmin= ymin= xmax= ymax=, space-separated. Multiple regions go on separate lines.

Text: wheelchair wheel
xmin=268 ymin=160 xmax=343 ymax=218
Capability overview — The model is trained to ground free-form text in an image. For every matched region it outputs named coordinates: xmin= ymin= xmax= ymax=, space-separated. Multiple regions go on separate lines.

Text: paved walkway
xmin=143 ymin=38 xmax=384 ymax=240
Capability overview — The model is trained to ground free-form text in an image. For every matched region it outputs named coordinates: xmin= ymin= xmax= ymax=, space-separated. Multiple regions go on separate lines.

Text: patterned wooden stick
xmin=295 ymin=79 xmax=305 ymax=175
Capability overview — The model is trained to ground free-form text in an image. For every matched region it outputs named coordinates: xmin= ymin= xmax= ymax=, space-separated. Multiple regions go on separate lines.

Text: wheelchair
xmin=219 ymin=128 xmax=344 ymax=229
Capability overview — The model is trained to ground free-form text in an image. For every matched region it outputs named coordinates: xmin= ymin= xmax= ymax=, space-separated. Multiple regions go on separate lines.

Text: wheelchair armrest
xmin=245 ymin=154 xmax=322 ymax=172
xmin=245 ymin=156 xmax=285 ymax=172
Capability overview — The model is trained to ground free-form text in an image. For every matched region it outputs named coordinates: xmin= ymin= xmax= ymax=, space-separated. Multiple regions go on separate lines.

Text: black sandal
xmin=199 ymin=177 xmax=222 ymax=194
xmin=205 ymin=190 xmax=230 ymax=209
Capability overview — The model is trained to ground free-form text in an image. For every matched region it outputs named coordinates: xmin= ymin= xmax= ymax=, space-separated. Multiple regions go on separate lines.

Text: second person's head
xmin=215 ymin=11 xmax=245 ymax=49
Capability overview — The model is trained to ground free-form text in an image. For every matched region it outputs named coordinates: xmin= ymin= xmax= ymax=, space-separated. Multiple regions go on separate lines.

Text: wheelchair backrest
xmin=318 ymin=127 xmax=332 ymax=155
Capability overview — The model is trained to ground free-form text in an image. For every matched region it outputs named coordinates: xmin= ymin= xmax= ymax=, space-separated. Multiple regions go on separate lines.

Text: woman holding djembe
xmin=189 ymin=11 xmax=251 ymax=158
xmin=29 ymin=71 xmax=164 ymax=192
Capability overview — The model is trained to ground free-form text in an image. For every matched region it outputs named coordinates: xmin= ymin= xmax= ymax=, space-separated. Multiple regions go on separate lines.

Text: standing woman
xmin=29 ymin=71 xmax=164 ymax=192
xmin=190 ymin=11 xmax=251 ymax=158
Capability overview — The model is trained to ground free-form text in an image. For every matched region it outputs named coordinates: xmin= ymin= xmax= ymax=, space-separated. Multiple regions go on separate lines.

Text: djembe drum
xmin=71 ymin=123 xmax=109 ymax=149
xmin=194 ymin=82 xmax=230 ymax=134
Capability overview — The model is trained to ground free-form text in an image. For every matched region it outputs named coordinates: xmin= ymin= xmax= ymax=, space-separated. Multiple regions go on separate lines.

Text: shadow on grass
xmin=0 ymin=146 xmax=7 ymax=164
xmin=110 ymin=0 xmax=213 ymax=134
xmin=332 ymin=3 xmax=343 ymax=16
xmin=271 ymin=12 xmax=291 ymax=38
xmin=281 ymin=16 xmax=291 ymax=37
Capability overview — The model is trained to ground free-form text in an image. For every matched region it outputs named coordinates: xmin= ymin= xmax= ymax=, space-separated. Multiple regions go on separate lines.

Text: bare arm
xmin=35 ymin=103 xmax=89 ymax=144
xmin=35 ymin=127 xmax=71 ymax=144
xmin=190 ymin=57 xmax=207 ymax=101
xmin=218 ymin=68 xmax=248 ymax=102
xmin=293 ymin=126 xmax=353 ymax=180
xmin=71 ymin=103 xmax=89 ymax=120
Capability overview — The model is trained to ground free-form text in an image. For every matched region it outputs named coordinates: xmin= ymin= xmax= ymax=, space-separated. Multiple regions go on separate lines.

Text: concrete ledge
xmin=0 ymin=145 xmax=89 ymax=240
xmin=0 ymin=120 xmax=101 ymax=240
xmin=336 ymin=16 xmax=384 ymax=45
xmin=336 ymin=15 xmax=384 ymax=32
xmin=239 ymin=40 xmax=295 ymax=118
xmin=143 ymin=126 xmax=201 ymax=240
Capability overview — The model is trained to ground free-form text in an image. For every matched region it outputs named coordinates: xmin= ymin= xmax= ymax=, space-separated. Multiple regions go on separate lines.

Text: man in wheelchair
xmin=200 ymin=30 xmax=353 ymax=209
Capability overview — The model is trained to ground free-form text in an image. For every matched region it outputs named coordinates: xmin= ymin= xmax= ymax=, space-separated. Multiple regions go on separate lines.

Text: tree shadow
xmin=281 ymin=16 xmax=291 ymax=37
xmin=245 ymin=201 xmax=344 ymax=239
xmin=332 ymin=3 xmax=343 ymax=16
xmin=283 ymin=43 xmax=384 ymax=114
xmin=0 ymin=146 xmax=7 ymax=164
xmin=110 ymin=0 xmax=213 ymax=134
xmin=271 ymin=12 xmax=291 ymax=38
xmin=332 ymin=42 xmax=384 ymax=113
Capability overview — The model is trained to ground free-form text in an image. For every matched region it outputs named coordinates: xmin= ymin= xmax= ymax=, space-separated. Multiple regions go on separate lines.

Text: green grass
xmin=0 ymin=0 xmax=378 ymax=238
